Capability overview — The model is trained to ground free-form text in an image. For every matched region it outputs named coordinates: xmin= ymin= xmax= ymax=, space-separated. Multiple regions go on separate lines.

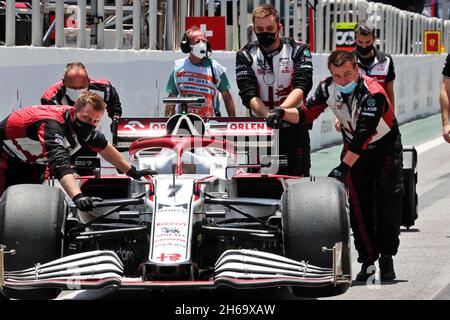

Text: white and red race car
xmin=0 ymin=98 xmax=352 ymax=299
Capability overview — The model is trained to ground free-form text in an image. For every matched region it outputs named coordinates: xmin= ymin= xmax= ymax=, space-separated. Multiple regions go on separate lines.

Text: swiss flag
xmin=185 ymin=17 xmax=226 ymax=50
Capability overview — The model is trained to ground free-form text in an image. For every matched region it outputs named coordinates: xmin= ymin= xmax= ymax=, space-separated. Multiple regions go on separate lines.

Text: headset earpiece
xmin=181 ymin=33 xmax=191 ymax=54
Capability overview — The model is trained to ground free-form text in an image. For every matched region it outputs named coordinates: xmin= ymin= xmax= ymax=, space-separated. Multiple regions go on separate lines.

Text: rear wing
xmin=113 ymin=117 xmax=279 ymax=165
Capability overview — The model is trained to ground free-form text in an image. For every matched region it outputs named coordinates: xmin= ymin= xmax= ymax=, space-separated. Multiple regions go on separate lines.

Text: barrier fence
xmin=1 ymin=0 xmax=450 ymax=53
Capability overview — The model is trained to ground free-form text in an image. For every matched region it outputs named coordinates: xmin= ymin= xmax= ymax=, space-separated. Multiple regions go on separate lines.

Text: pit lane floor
xmin=317 ymin=113 xmax=450 ymax=300
xmin=58 ymin=113 xmax=450 ymax=300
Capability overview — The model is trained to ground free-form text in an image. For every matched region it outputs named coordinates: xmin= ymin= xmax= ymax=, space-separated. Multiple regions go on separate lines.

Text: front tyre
xmin=0 ymin=184 xmax=66 ymax=300
xmin=282 ymin=177 xmax=351 ymax=297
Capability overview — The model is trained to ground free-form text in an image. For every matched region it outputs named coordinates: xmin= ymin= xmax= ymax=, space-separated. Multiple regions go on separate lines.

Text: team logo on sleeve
xmin=367 ymin=98 xmax=376 ymax=107
xmin=304 ymin=49 xmax=311 ymax=57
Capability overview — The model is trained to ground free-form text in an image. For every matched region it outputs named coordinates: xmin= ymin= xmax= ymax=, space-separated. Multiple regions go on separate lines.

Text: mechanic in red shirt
xmin=41 ymin=62 xmax=122 ymax=174
xmin=41 ymin=62 xmax=122 ymax=127
xmin=0 ymin=92 xmax=151 ymax=212
xmin=267 ymin=50 xmax=404 ymax=281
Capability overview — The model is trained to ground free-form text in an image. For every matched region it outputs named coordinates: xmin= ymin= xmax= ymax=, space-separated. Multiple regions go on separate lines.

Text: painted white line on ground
xmin=416 ymin=136 xmax=444 ymax=154
xmin=412 ymin=136 xmax=450 ymax=300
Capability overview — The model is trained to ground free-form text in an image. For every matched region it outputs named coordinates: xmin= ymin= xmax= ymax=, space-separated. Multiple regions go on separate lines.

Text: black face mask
xmin=73 ymin=117 xmax=96 ymax=141
xmin=256 ymin=32 xmax=277 ymax=48
xmin=356 ymin=45 xmax=373 ymax=56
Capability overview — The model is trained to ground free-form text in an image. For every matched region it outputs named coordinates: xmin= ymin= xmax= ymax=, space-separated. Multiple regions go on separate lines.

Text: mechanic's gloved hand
xmin=72 ymin=193 xmax=96 ymax=212
xmin=328 ymin=162 xmax=350 ymax=183
xmin=126 ymin=165 xmax=155 ymax=180
xmin=266 ymin=108 xmax=285 ymax=129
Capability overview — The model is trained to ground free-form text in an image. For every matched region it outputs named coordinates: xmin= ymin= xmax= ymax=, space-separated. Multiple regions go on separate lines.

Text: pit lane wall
xmin=0 ymin=47 xmax=445 ymax=150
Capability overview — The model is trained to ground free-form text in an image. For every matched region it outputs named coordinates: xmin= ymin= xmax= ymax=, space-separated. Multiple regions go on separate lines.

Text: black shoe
xmin=379 ymin=255 xmax=396 ymax=281
xmin=356 ymin=263 xmax=376 ymax=281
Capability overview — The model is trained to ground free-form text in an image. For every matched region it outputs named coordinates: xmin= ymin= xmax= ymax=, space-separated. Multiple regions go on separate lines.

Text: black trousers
xmin=344 ymin=134 xmax=404 ymax=264
xmin=277 ymin=124 xmax=311 ymax=177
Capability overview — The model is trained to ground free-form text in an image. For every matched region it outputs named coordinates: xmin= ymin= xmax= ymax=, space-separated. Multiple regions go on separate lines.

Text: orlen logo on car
xmin=123 ymin=121 xmax=167 ymax=131
xmin=149 ymin=123 xmax=166 ymax=130
xmin=228 ymin=122 xmax=267 ymax=131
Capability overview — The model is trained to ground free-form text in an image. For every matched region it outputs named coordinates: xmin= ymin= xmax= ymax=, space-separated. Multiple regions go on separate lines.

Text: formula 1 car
xmin=0 ymin=98 xmax=352 ymax=300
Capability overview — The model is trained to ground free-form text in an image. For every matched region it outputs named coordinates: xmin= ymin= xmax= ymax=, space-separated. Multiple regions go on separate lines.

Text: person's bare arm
xmin=59 ymin=174 xmax=82 ymax=198
xmin=281 ymin=107 xmax=301 ymax=124
xmin=249 ymin=97 xmax=270 ymax=116
xmin=221 ymin=90 xmax=236 ymax=116
xmin=280 ymin=88 xmax=304 ymax=109
xmin=268 ymin=81 xmax=330 ymax=125
xmin=99 ymin=143 xmax=132 ymax=173
xmin=440 ymin=78 xmax=450 ymax=143
xmin=165 ymin=93 xmax=177 ymax=117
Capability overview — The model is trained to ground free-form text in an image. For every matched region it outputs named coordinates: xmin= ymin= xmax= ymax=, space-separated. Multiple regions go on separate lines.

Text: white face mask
xmin=190 ymin=41 xmax=208 ymax=59
xmin=66 ymin=87 xmax=88 ymax=102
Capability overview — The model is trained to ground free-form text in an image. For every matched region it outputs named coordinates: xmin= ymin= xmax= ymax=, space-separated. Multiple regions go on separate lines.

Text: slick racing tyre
xmin=282 ymin=177 xmax=351 ymax=298
xmin=0 ymin=184 xmax=66 ymax=300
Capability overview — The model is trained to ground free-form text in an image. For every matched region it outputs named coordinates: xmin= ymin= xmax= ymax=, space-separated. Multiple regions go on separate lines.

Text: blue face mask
xmin=336 ymin=81 xmax=357 ymax=94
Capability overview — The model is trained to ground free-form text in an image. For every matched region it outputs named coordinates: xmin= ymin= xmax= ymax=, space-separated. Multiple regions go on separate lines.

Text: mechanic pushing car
xmin=236 ymin=4 xmax=313 ymax=176
xmin=165 ymin=26 xmax=236 ymax=117
xmin=267 ymin=50 xmax=404 ymax=281
xmin=0 ymin=91 xmax=152 ymax=211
